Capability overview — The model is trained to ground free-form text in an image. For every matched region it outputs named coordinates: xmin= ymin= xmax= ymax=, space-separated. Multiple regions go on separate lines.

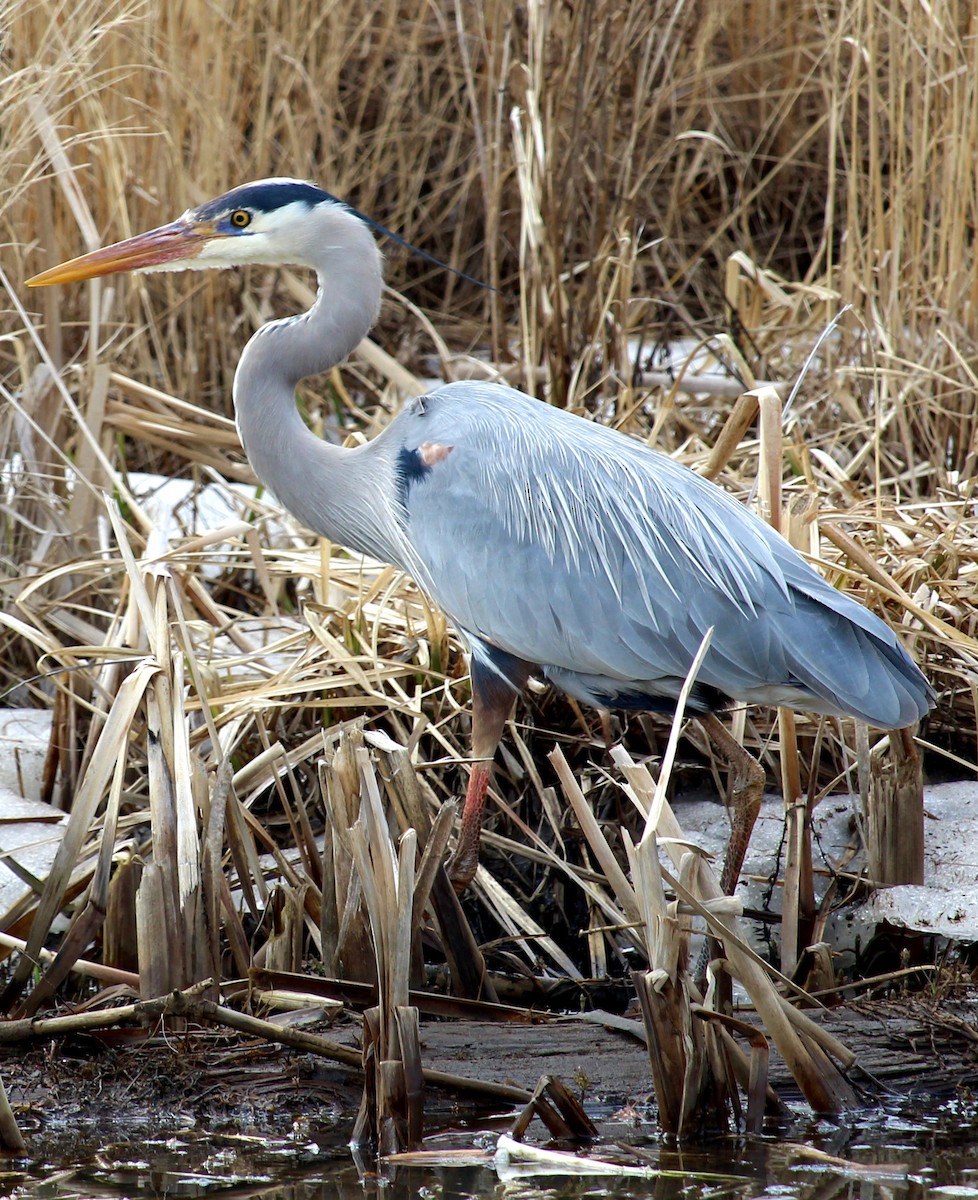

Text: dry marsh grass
xmin=0 ymin=0 xmax=976 ymax=1031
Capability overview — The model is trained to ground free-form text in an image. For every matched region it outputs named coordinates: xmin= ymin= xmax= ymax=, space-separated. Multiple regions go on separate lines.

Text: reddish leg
xmin=700 ymin=713 xmax=766 ymax=895
xmin=446 ymin=651 xmax=530 ymax=892
xmin=446 ymin=759 xmax=494 ymax=893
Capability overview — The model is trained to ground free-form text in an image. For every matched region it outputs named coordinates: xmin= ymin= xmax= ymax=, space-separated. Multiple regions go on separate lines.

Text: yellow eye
xmin=229 ymin=209 xmax=251 ymax=229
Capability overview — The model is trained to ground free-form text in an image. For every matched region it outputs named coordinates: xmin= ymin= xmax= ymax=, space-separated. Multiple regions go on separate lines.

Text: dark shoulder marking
xmin=395 ymin=442 xmax=454 ymax=509
xmin=395 ymin=446 xmax=431 ymax=509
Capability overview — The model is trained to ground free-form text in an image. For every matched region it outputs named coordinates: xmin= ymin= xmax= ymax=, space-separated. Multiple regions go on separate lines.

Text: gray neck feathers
xmin=230 ymin=213 xmax=398 ymax=560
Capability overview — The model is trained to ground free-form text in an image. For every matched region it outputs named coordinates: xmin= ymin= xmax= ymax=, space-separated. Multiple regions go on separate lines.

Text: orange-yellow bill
xmin=27 ymin=218 xmax=214 ymax=287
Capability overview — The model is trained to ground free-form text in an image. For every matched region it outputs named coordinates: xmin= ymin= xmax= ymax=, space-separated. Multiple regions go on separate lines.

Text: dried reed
xmin=0 ymin=0 xmax=975 ymax=1131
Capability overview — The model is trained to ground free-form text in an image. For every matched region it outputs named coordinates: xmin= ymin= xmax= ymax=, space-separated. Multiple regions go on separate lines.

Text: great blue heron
xmin=28 ymin=178 xmax=934 ymax=893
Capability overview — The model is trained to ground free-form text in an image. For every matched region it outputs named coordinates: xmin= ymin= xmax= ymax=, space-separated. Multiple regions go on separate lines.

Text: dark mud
xmin=4 ymin=993 xmax=978 ymax=1134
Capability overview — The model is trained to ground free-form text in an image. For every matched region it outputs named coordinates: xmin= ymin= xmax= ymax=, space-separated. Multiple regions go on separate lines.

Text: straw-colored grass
xmin=0 ymin=0 xmax=975 ymax=1040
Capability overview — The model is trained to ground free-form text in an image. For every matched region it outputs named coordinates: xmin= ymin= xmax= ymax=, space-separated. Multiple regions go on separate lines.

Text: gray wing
xmin=390 ymin=382 xmax=931 ymax=728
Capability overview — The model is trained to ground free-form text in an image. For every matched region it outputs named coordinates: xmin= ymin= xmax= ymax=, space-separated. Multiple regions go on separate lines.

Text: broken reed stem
xmin=757 ymin=383 xmax=815 ymax=976
xmin=0 ymin=931 xmax=139 ymax=990
xmin=613 ymin=747 xmax=859 ymax=1114
xmin=867 ymin=727 xmax=925 ymax=886
xmin=700 ymin=391 xmax=761 ymax=481
xmin=756 ymin=386 xmax=783 ymax=534
xmin=629 ymin=631 xmax=720 ymax=1134
xmin=509 ymin=1075 xmax=598 ymax=1142
xmin=0 ymin=1075 xmax=24 ymax=1154
xmin=348 ymin=742 xmax=425 ymax=1150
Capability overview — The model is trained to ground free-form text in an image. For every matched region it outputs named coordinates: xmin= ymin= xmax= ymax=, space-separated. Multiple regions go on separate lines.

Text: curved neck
xmin=237 ymin=245 xmax=380 ymax=391
xmin=230 ymin=222 xmax=396 ymax=558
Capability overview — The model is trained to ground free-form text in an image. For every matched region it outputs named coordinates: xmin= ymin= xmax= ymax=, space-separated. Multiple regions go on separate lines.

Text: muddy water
xmin=7 ymin=1096 xmax=978 ymax=1199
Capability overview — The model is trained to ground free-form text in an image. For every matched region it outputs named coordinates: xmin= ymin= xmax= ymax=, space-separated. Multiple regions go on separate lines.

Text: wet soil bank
xmin=5 ymin=991 xmax=978 ymax=1147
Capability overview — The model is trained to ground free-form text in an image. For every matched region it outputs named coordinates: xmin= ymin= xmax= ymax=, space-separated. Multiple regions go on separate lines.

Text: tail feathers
xmin=788 ymin=625 xmax=933 ymax=728
xmin=544 ymin=624 xmax=933 ymax=729
xmin=774 ymin=555 xmax=934 ymax=727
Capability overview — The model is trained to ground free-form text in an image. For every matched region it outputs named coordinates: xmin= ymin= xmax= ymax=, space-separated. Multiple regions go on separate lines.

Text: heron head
xmin=27 ymin=178 xmax=359 ymax=287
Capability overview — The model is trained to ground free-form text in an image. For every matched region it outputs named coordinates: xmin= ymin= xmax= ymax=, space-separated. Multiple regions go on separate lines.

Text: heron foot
xmin=445 ymin=846 xmax=478 ymax=894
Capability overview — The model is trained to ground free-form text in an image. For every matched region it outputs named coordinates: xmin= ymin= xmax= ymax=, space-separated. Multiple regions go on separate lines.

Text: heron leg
xmin=700 ymin=713 xmax=766 ymax=895
xmin=446 ymin=651 xmax=530 ymax=893
xmin=446 ymin=758 xmax=495 ymax=894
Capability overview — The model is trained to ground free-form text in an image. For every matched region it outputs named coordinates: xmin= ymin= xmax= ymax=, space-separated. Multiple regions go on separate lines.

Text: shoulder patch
xmin=418 ymin=441 xmax=454 ymax=467
xmin=395 ymin=443 xmax=455 ymax=509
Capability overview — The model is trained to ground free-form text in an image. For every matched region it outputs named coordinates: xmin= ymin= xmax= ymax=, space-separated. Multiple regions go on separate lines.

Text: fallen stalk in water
xmin=0 ymin=983 xmax=533 ymax=1108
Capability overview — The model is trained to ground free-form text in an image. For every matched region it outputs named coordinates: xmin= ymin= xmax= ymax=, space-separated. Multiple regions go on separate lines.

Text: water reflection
xmin=7 ymin=1097 xmax=978 ymax=1199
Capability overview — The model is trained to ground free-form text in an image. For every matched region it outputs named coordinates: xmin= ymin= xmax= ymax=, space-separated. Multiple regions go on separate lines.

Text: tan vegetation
xmin=0 ymin=0 xmax=976 ymax=1130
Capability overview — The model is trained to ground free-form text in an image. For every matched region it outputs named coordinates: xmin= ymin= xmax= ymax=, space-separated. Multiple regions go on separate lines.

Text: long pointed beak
xmin=27 ymin=218 xmax=216 ymax=287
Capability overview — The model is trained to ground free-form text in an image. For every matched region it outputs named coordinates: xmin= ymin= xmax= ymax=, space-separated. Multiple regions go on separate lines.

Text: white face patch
xmin=194 ymin=235 xmax=265 ymax=267
xmin=192 ymin=199 xmax=340 ymax=270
